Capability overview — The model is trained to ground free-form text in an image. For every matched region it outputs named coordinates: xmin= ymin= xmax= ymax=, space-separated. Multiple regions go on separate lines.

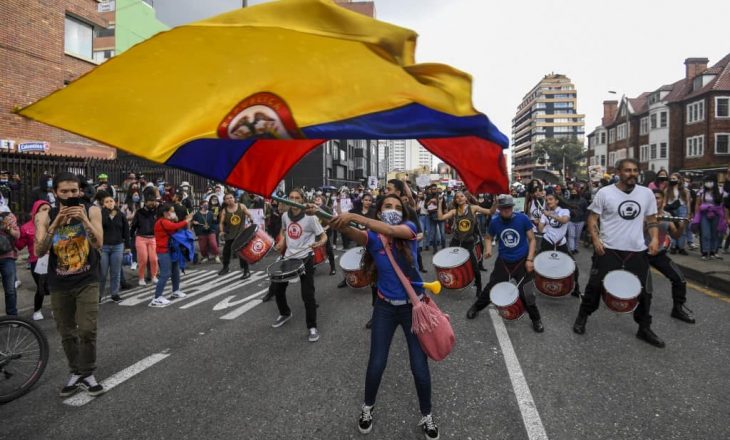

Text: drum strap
xmin=501 ymin=259 xmax=527 ymax=288
xmin=609 ymin=250 xmax=635 ymax=269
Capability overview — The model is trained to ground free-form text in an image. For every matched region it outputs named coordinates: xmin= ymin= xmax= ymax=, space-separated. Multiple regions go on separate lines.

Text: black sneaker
xmin=531 ymin=319 xmax=544 ymax=333
xmin=418 ymin=414 xmax=439 ymax=439
xmin=59 ymin=374 xmax=82 ymax=397
xmin=329 ymin=268 xmax=337 ymax=276
xmin=678 ymin=249 xmax=689 ymax=256
xmin=218 ymin=266 xmax=230 ymax=276
xmin=241 ymin=271 xmax=251 ymax=280
xmin=111 ymin=295 xmax=122 ymax=303
xmin=671 ymin=304 xmax=696 ymax=324
xmin=365 ymin=318 xmax=373 ymax=329
xmin=573 ymin=314 xmax=587 ymax=334
xmin=337 ymin=279 xmax=347 ymax=288
xmin=466 ymin=305 xmax=478 ymax=320
xmin=636 ymin=327 xmax=665 ymax=348
xmin=358 ymin=404 xmax=374 ymax=434
xmin=78 ymin=374 xmax=106 ymax=396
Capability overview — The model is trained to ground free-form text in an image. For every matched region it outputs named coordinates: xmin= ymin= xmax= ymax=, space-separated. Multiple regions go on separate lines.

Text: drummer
xmin=573 ymin=158 xmax=664 ymax=348
xmin=646 ymin=190 xmax=695 ymax=323
xmin=327 ymin=194 xmax=440 ymax=440
xmin=218 ymin=192 xmax=253 ymax=280
xmin=270 ymin=189 xmax=327 ymax=343
xmin=537 ymin=192 xmax=581 ymax=297
xmin=466 ymin=194 xmax=544 ymax=333
xmin=436 ymin=191 xmax=495 ymax=295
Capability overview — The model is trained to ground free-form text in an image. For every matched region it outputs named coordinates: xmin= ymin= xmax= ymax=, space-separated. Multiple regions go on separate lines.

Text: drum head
xmin=534 ymin=251 xmax=575 ymax=279
xmin=340 ymin=247 xmax=366 ymax=270
xmin=232 ymin=225 xmax=257 ymax=250
xmin=490 ymin=282 xmax=519 ymax=306
xmin=269 ymin=258 xmax=304 ymax=276
xmin=433 ymin=247 xmax=470 ymax=269
xmin=603 ymin=270 xmax=641 ymax=299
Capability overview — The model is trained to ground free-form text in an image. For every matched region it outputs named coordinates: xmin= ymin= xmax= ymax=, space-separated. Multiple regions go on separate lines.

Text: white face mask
xmin=379 ymin=209 xmax=403 ymax=225
xmin=704 ymin=182 xmax=714 ymax=189
xmin=168 ymin=214 xmax=178 ymax=222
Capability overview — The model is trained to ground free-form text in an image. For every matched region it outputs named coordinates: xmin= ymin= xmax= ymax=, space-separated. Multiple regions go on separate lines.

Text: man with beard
xmin=573 ymin=158 xmax=664 ymax=348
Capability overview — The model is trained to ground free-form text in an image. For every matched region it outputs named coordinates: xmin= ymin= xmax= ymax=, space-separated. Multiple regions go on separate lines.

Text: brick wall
xmin=0 ymin=0 xmax=115 ymax=159
xmin=669 ymin=93 xmax=730 ymax=172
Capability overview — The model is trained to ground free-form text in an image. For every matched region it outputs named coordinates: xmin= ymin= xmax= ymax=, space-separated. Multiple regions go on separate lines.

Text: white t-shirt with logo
xmin=589 ymin=184 xmax=657 ymax=252
xmin=337 ymin=197 xmax=353 ymax=214
xmin=281 ymin=212 xmax=325 ymax=258
xmin=540 ymin=207 xmax=570 ymax=246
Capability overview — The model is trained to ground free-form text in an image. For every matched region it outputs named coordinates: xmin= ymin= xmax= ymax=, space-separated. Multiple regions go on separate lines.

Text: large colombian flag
xmin=18 ymin=0 xmax=509 ymax=195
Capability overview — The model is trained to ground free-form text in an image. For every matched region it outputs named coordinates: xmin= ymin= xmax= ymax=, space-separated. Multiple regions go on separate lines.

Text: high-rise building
xmin=511 ymin=74 xmax=585 ymax=181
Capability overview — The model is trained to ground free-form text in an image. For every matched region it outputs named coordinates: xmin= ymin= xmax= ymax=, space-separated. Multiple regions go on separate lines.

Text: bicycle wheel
xmin=0 ymin=316 xmax=49 ymax=404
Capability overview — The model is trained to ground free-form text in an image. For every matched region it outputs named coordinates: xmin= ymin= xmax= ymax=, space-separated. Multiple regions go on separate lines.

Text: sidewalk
xmin=667 ymin=247 xmax=730 ymax=295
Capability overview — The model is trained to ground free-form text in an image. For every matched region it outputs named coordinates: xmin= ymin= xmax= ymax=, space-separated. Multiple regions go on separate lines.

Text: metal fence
xmin=0 ymin=151 xmax=208 ymax=219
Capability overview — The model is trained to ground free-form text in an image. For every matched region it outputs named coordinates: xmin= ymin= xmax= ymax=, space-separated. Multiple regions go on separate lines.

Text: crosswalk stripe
xmin=179 ymin=272 xmax=267 ymax=309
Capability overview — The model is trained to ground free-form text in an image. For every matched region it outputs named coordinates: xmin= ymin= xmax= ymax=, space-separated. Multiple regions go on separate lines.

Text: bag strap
xmin=378 ymin=233 xmax=421 ymax=304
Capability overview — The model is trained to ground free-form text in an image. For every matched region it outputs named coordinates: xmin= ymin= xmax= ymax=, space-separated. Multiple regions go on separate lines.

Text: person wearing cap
xmin=466 ymin=194 xmax=544 ymax=333
xmin=96 ymin=173 xmax=116 ymax=199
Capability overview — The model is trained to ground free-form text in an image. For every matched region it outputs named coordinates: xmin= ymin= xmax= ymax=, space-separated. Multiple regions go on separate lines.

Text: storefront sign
xmin=17 ymin=142 xmax=49 ymax=153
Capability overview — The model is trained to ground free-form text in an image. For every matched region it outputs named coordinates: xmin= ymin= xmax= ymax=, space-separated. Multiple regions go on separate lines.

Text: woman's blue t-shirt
xmin=365 ymin=221 xmax=424 ymax=301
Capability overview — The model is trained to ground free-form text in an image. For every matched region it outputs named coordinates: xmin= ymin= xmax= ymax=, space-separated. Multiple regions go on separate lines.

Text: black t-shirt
xmin=47 ymin=205 xmax=100 ymax=290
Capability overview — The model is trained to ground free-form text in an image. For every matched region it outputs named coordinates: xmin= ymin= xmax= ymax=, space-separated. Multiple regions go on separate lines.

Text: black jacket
xmin=130 ymin=207 xmax=157 ymax=237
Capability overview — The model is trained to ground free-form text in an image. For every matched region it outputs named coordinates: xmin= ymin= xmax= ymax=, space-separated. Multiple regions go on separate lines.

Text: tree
xmin=532 ymin=137 xmax=585 ymax=179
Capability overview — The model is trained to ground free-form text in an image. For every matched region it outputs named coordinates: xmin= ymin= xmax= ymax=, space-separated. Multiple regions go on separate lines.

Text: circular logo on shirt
xmin=500 ymin=228 xmax=521 ymax=248
xmin=229 ymin=214 xmax=242 ymax=226
xmin=287 ymin=222 xmax=303 ymax=240
xmin=458 ymin=219 xmax=472 ymax=232
xmin=548 ymin=216 xmax=562 ymax=228
xmin=618 ymin=201 xmax=641 ymax=220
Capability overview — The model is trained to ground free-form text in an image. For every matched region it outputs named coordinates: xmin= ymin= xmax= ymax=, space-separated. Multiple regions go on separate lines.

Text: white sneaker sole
xmin=271 ymin=315 xmax=292 ymax=328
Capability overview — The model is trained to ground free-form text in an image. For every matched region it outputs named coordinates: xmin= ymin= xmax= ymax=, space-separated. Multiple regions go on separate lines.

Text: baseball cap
xmin=497 ymin=194 xmax=515 ymax=208
xmin=98 ymin=173 xmax=108 ymax=180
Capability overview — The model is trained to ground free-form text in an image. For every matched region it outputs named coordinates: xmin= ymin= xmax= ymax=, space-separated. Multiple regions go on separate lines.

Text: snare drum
xmin=490 ymin=282 xmax=525 ymax=321
xmin=233 ymin=225 xmax=274 ymax=264
xmin=432 ymin=247 xmax=474 ymax=290
xmin=267 ymin=258 xmax=305 ymax=283
xmin=339 ymin=247 xmax=369 ymax=288
xmin=474 ymin=240 xmax=484 ymax=262
xmin=533 ymin=251 xmax=575 ymax=298
xmin=312 ymin=245 xmax=327 ymax=266
xmin=602 ymin=270 xmax=641 ymax=313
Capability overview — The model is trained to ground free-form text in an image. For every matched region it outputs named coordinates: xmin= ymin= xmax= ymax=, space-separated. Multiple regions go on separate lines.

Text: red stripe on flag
xmin=226 ymin=139 xmax=325 ymax=195
xmin=418 ymin=137 xmax=508 ymax=194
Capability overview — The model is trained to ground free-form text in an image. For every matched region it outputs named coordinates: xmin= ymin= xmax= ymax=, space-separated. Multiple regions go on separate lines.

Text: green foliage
xmin=533 ymin=137 xmax=585 ymax=177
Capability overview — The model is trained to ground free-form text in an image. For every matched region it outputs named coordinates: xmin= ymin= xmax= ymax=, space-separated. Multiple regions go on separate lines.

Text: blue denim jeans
xmin=567 ymin=221 xmax=585 ymax=252
xmin=155 ymin=252 xmax=180 ymax=298
xmin=419 ymin=215 xmax=430 ymax=247
xmin=670 ymin=205 xmax=688 ymax=249
xmin=0 ymin=258 xmax=17 ymax=315
xmin=428 ymin=218 xmax=445 ymax=249
xmin=99 ymin=243 xmax=124 ymax=298
xmin=700 ymin=214 xmax=720 ymax=254
xmin=364 ymin=298 xmax=432 ymax=415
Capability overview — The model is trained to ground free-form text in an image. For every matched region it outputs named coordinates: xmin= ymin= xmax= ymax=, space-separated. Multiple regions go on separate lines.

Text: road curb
xmin=673 ymin=261 xmax=730 ymax=296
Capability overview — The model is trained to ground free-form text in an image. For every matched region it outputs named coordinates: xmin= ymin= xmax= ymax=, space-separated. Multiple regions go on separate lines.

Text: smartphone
xmin=61 ymin=197 xmax=81 ymax=207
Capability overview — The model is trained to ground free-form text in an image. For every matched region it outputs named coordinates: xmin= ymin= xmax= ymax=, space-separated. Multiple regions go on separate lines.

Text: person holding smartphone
xmin=34 ymin=172 xmax=105 ymax=397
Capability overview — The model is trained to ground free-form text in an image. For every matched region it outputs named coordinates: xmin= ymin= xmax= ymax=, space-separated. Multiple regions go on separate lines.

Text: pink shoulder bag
xmin=379 ymin=234 xmax=455 ymax=361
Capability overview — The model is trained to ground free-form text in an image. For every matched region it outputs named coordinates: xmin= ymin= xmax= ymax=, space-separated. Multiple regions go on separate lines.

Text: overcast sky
xmin=154 ymin=0 xmax=730 ymax=145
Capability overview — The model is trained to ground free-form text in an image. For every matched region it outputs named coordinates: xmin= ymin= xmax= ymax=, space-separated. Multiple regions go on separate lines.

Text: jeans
xmin=198 ymin=233 xmax=220 ymax=258
xmin=155 ymin=252 xmax=180 ymax=298
xmin=670 ymin=205 xmax=688 ymax=249
xmin=0 ymin=258 xmax=17 ymax=315
xmin=51 ymin=283 xmax=99 ymax=375
xmin=419 ymin=215 xmax=430 ymax=247
xmin=135 ymin=236 xmax=158 ymax=281
xmin=700 ymin=214 xmax=720 ymax=254
xmin=365 ymin=298 xmax=432 ymax=415
xmin=99 ymin=243 xmax=124 ymax=299
xmin=30 ymin=261 xmax=50 ymax=312
xmin=428 ymin=217 xmax=444 ymax=250
xmin=567 ymin=221 xmax=585 ymax=252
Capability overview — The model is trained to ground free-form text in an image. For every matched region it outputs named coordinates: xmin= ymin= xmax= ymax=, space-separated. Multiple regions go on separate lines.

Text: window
xmin=686 ymin=100 xmax=705 ymax=124
xmin=639 ymin=145 xmax=649 ymax=162
xmin=716 ymin=134 xmax=730 ymax=155
xmin=64 ymin=15 xmax=93 ymax=59
xmin=640 ymin=117 xmax=649 ymax=135
xmin=600 ymin=132 xmax=606 ymax=144
xmin=608 ymin=152 xmax=616 ymax=166
xmin=608 ymin=129 xmax=615 ymax=143
xmin=650 ymin=113 xmax=657 ymax=129
xmin=686 ymin=135 xmax=704 ymax=157
xmin=628 ymin=147 xmax=634 ymax=159
xmin=617 ymin=123 xmax=627 ymax=140
xmin=650 ymin=144 xmax=657 ymax=160
xmin=660 ymin=142 xmax=667 ymax=159
xmin=600 ymin=155 xmax=606 ymax=166
xmin=716 ymin=97 xmax=730 ymax=118
xmin=660 ymin=111 xmax=668 ymax=128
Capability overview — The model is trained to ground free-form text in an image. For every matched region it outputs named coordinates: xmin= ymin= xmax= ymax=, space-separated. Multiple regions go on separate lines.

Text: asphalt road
xmin=3 ymin=246 xmax=729 ymax=440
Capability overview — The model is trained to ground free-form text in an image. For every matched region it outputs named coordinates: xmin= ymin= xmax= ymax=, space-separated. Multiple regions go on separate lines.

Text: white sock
xmin=67 ymin=374 xmax=82 ymax=387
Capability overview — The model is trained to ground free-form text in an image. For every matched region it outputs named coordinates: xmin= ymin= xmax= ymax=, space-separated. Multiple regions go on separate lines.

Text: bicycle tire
xmin=0 ymin=316 xmax=49 ymax=404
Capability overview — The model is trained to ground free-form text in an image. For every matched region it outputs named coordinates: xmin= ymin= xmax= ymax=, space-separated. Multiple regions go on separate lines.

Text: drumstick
xmin=273 ymin=195 xmax=361 ymax=228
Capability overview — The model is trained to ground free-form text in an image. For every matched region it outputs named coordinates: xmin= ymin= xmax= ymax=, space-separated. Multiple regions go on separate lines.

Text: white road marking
xmin=118 ymin=270 xmax=244 ymax=306
xmin=116 ymin=271 xmax=219 ymax=306
xmin=179 ymin=272 xmax=267 ymax=309
xmin=63 ymin=351 xmax=171 ymax=407
xmin=218 ymin=288 xmax=269 ymax=320
xmin=213 ymin=288 xmax=268 ymax=311
xmin=489 ymin=308 xmax=548 ymax=440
